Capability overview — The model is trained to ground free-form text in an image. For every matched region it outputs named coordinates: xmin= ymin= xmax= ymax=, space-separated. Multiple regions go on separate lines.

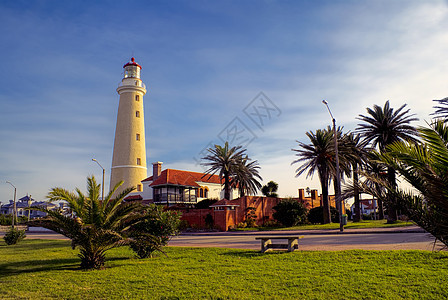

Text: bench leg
xmin=288 ymin=238 xmax=299 ymax=252
xmin=261 ymin=239 xmax=272 ymax=253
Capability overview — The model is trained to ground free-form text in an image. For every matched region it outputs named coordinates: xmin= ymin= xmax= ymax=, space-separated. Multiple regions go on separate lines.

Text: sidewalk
xmin=180 ymin=225 xmax=425 ymax=236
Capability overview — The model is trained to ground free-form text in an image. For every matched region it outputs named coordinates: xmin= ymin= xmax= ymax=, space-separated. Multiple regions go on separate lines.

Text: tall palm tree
xmin=378 ymin=120 xmax=448 ymax=247
xmin=292 ymin=128 xmax=334 ymax=224
xmin=232 ymin=156 xmax=262 ymax=197
xmin=201 ymin=142 xmax=261 ymax=199
xmin=341 ymin=133 xmax=369 ymax=221
xmin=29 ymin=176 xmax=142 ymax=269
xmin=356 ymin=100 xmax=418 ymax=222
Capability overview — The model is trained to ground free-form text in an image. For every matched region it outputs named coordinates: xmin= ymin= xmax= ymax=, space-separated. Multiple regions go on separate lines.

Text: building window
xmin=137 ymin=184 xmax=142 ymax=192
xmin=198 ymin=187 xmax=209 ymax=198
xmin=137 ymin=158 xmax=141 ymax=165
xmin=136 ymin=133 xmax=140 ymax=141
xmin=135 ymin=95 xmax=140 ymax=101
xmin=136 ymin=111 xmax=140 ymax=118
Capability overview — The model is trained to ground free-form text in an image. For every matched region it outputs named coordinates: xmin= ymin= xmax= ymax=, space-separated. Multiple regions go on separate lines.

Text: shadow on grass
xmin=0 ymin=255 xmax=137 ymax=276
xmin=0 ymin=257 xmax=81 ymax=277
xmin=219 ymin=249 xmax=290 ymax=258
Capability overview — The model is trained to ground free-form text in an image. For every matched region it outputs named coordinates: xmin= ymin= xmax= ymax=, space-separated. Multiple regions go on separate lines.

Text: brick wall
xmin=175 ymin=194 xmax=341 ymax=231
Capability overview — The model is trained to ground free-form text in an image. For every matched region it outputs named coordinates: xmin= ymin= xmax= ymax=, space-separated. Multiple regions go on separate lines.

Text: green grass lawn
xmin=1 ymin=239 xmax=447 ymax=299
xmin=233 ymin=219 xmax=414 ymax=231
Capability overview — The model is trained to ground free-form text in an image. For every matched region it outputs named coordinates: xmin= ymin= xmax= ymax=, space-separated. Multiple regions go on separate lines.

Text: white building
xmin=125 ymin=162 xmax=239 ymax=205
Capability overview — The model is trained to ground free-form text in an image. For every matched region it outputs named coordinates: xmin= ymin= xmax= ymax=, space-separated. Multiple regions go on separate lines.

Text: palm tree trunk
xmin=387 ymin=167 xmax=398 ymax=223
xmin=377 ymin=192 xmax=384 ymax=220
xmin=353 ymin=165 xmax=361 ymax=222
xmin=224 ymin=171 xmax=230 ymax=200
xmin=322 ymin=180 xmax=331 ymax=224
xmin=333 ymin=179 xmax=340 ymax=214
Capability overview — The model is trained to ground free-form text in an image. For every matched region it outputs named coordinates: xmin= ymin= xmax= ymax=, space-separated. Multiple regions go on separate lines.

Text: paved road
xmin=19 ymin=226 xmax=445 ymax=251
xmin=169 ymin=232 xmax=443 ymax=251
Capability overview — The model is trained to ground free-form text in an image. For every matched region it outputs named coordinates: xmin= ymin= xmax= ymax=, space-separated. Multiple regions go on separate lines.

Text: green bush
xmin=129 ymin=205 xmax=182 ymax=258
xmin=263 ymin=219 xmax=281 ymax=228
xmin=273 ymin=199 xmax=308 ymax=227
xmin=3 ymin=227 xmax=26 ymax=245
xmin=307 ymin=206 xmax=339 ymax=224
xmin=0 ymin=214 xmax=28 ymax=226
xmin=245 ymin=207 xmax=257 ymax=227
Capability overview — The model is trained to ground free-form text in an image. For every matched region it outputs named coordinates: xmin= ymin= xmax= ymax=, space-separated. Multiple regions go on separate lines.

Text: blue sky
xmin=1 ymin=0 xmax=447 ymax=202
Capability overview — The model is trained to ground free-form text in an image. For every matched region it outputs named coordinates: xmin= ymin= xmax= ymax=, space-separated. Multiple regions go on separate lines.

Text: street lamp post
xmin=6 ymin=181 xmax=17 ymax=229
xmin=92 ymin=159 xmax=105 ymax=201
xmin=322 ymin=100 xmax=344 ymax=232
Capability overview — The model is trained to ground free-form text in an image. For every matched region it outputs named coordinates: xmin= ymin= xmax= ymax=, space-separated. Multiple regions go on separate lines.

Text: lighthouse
xmin=110 ymin=57 xmax=147 ymax=195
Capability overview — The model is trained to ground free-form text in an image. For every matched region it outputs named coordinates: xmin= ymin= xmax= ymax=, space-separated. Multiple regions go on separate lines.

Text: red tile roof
xmin=143 ymin=169 xmax=222 ymax=187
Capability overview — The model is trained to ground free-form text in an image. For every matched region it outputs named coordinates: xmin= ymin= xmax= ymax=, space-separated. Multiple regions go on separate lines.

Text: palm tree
xmin=356 ymin=100 xmax=418 ymax=222
xmin=432 ymin=97 xmax=448 ymax=122
xmin=341 ymin=133 xmax=369 ymax=222
xmin=262 ymin=181 xmax=279 ymax=197
xmin=202 ymin=142 xmax=261 ymax=199
xmin=29 ymin=176 xmax=142 ymax=269
xmin=233 ymin=156 xmax=262 ymax=197
xmin=292 ymin=128 xmax=335 ymax=224
xmin=378 ymin=120 xmax=448 ymax=247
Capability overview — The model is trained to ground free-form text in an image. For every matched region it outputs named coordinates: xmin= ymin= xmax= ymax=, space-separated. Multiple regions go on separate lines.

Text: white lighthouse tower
xmin=110 ymin=57 xmax=147 ymax=195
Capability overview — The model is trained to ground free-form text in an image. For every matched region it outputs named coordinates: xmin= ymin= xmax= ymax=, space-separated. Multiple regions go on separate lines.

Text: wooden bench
xmin=255 ymin=236 xmax=304 ymax=253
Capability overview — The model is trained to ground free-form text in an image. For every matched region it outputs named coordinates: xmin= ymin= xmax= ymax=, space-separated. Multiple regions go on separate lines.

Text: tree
xmin=129 ymin=205 xmax=181 ymax=258
xmin=341 ymin=133 xmax=369 ymax=222
xmin=292 ymin=129 xmax=334 ymax=224
xmin=378 ymin=120 xmax=448 ymax=247
xmin=356 ymin=101 xmax=418 ymax=222
xmin=232 ymin=156 xmax=262 ymax=197
xmin=202 ymin=142 xmax=262 ymax=199
xmin=431 ymin=97 xmax=448 ymax=121
xmin=261 ymin=181 xmax=279 ymax=197
xmin=307 ymin=206 xmax=339 ymax=224
xmin=273 ymin=199 xmax=308 ymax=227
xmin=29 ymin=176 xmax=142 ymax=270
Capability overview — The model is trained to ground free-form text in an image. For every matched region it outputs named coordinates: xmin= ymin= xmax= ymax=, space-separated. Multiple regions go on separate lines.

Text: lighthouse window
xmin=136 ymin=133 xmax=140 ymax=141
xmin=135 ymin=95 xmax=140 ymax=101
xmin=136 ymin=111 xmax=140 ymax=118
xmin=137 ymin=184 xmax=142 ymax=192
xmin=137 ymin=158 xmax=141 ymax=165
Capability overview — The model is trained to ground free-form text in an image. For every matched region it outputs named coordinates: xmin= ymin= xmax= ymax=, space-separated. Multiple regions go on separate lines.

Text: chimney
xmin=152 ymin=161 xmax=163 ymax=180
xmin=298 ymin=189 xmax=305 ymax=200
xmin=311 ymin=189 xmax=318 ymax=200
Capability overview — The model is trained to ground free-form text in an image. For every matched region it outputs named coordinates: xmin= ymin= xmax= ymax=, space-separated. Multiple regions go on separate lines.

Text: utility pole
xmin=92 ymin=159 xmax=105 ymax=201
xmin=322 ymin=100 xmax=344 ymax=232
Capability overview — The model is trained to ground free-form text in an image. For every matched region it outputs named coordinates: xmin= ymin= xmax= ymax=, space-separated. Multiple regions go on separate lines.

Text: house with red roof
xmin=350 ymin=198 xmax=377 ymax=218
xmin=133 ymin=162 xmax=239 ymax=205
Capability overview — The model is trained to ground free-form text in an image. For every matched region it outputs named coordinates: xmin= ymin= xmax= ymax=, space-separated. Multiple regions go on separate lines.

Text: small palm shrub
xmin=28 ymin=176 xmax=143 ymax=270
xmin=3 ymin=227 xmax=26 ymax=245
xmin=308 ymin=206 xmax=339 ymax=224
xmin=273 ymin=199 xmax=308 ymax=227
xmin=129 ymin=205 xmax=181 ymax=258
